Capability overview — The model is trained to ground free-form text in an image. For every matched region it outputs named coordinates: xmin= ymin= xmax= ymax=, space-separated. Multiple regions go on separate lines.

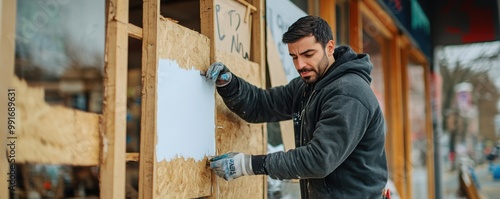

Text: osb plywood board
xmin=155 ymin=18 xmax=212 ymax=198
xmin=213 ymin=0 xmax=253 ymax=60
xmin=158 ymin=17 xmax=210 ymax=72
xmin=156 ymin=18 xmax=264 ymax=199
xmin=212 ymin=108 xmax=265 ymax=199
xmin=215 ymin=51 xmax=262 ymax=87
xmin=211 ymin=52 xmax=265 ymax=199
xmin=155 ymin=157 xmax=212 ymax=198
xmin=13 ymin=77 xmax=100 ymax=165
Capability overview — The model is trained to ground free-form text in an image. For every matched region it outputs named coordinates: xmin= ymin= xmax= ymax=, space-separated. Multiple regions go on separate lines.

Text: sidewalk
xmin=474 ymin=163 xmax=500 ymax=199
xmin=443 ymin=161 xmax=500 ymax=199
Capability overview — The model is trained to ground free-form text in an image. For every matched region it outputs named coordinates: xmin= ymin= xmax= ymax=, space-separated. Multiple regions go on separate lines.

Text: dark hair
xmin=282 ymin=16 xmax=333 ymax=48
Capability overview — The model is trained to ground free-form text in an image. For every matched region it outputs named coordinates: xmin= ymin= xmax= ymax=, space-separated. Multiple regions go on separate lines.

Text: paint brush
xmin=199 ymin=71 xmax=231 ymax=82
xmin=206 ymin=156 xmax=214 ymax=167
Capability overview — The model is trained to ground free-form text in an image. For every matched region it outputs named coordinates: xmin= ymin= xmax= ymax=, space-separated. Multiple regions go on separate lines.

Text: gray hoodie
xmin=217 ymin=45 xmax=388 ymax=198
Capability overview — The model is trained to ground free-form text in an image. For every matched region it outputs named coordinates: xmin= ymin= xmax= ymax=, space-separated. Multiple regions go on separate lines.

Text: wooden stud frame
xmin=1 ymin=0 xmax=16 ymax=198
xmin=101 ymin=0 xmax=129 ymax=198
xmin=139 ymin=0 xmax=159 ymax=198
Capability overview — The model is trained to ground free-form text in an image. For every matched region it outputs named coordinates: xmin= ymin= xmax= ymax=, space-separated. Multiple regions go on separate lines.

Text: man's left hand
xmin=209 ymin=152 xmax=253 ymax=181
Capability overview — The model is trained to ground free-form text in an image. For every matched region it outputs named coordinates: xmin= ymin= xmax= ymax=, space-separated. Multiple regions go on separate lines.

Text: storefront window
xmin=362 ymin=16 xmax=387 ymax=114
xmin=361 ymin=14 xmax=391 ymax=187
xmin=408 ymin=62 xmax=428 ymax=199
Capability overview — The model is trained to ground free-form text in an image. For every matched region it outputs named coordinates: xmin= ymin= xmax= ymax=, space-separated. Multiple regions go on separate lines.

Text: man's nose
xmin=296 ymin=57 xmax=307 ymax=70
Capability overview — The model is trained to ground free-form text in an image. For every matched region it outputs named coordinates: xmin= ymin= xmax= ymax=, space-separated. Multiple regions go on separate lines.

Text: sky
xmin=435 ymin=41 xmax=500 ymax=111
xmin=436 ymin=41 xmax=500 ymax=86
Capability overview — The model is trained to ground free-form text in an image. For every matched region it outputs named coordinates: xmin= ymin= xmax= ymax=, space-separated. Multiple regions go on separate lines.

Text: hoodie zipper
xmin=299 ymin=90 xmax=316 ymax=147
xmin=299 ymin=89 xmax=316 ymax=199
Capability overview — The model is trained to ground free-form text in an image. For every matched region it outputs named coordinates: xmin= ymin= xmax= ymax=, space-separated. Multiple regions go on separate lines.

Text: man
xmin=206 ymin=16 xmax=388 ymax=198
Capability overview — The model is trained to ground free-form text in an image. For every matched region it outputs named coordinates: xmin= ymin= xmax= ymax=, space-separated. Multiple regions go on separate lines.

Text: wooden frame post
xmin=387 ymin=36 xmax=407 ymax=199
xmin=424 ymin=61 xmax=435 ymax=199
xmin=400 ymin=43 xmax=411 ymax=199
xmin=349 ymin=0 xmax=362 ymax=53
xmin=101 ymin=0 xmax=129 ymax=198
xmin=250 ymin=0 xmax=266 ymax=88
xmin=139 ymin=0 xmax=160 ymax=198
xmin=319 ymin=0 xmax=336 ymax=39
xmin=1 ymin=0 xmax=16 ymax=198
xmin=249 ymin=0 xmax=267 ymax=197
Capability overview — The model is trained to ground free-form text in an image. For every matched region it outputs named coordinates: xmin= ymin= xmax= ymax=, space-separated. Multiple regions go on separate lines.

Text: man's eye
xmin=305 ymin=54 xmax=313 ymax=57
xmin=292 ymin=57 xmax=298 ymax=60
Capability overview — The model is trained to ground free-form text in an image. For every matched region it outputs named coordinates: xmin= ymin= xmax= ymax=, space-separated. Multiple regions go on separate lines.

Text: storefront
xmin=312 ymin=0 xmax=434 ymax=198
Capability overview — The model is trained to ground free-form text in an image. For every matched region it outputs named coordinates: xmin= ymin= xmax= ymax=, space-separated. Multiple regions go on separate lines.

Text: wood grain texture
xmin=201 ymin=0 xmax=216 ymax=63
xmin=139 ymin=0 xmax=160 ymax=198
xmin=158 ymin=17 xmax=210 ymax=71
xmin=210 ymin=52 xmax=265 ymax=199
xmin=155 ymin=158 xmax=211 ymax=198
xmin=249 ymin=0 xmax=266 ymax=94
xmin=249 ymin=1 xmax=268 ymax=197
xmin=128 ymin=23 xmax=143 ymax=40
xmin=101 ymin=0 xmax=129 ymax=198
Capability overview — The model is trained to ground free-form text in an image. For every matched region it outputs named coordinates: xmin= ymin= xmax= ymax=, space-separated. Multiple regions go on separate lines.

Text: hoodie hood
xmin=315 ymin=45 xmax=373 ymax=90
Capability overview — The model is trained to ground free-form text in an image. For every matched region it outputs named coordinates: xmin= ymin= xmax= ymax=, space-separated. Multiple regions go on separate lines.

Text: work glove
xmin=209 ymin=152 xmax=253 ymax=181
xmin=205 ymin=62 xmax=232 ymax=87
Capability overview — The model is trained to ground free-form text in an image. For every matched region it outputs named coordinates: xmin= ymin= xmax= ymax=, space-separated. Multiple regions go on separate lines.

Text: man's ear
xmin=327 ymin=40 xmax=335 ymax=55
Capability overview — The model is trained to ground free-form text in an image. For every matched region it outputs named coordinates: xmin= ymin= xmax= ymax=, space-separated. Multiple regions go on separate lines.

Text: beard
xmin=298 ymin=53 xmax=330 ymax=84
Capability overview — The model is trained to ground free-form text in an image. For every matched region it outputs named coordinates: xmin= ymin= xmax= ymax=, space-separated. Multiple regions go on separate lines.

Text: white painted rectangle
xmin=156 ymin=59 xmax=216 ymax=162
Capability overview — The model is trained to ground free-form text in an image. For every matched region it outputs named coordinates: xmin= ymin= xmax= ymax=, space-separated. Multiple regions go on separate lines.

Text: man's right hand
xmin=205 ymin=62 xmax=232 ymax=87
xmin=209 ymin=152 xmax=253 ymax=181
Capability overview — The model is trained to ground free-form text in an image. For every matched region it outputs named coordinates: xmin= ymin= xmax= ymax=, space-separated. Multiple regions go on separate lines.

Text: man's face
xmin=288 ymin=35 xmax=334 ymax=84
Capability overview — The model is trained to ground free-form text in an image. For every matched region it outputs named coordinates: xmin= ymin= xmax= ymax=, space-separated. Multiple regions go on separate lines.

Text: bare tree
xmin=439 ymin=43 xmax=500 ymax=168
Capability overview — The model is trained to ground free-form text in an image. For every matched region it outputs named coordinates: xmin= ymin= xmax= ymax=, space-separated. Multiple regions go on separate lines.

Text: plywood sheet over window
xmin=213 ymin=51 xmax=265 ymax=199
xmin=154 ymin=18 xmax=212 ymax=198
xmin=153 ymin=17 xmax=264 ymax=198
xmin=214 ymin=0 xmax=252 ymax=60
